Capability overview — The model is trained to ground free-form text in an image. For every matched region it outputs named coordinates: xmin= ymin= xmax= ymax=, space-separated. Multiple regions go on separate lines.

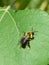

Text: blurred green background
xmin=0 ymin=0 xmax=49 ymax=13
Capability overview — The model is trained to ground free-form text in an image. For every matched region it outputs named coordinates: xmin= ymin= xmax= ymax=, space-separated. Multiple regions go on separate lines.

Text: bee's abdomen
xmin=21 ymin=38 xmax=29 ymax=48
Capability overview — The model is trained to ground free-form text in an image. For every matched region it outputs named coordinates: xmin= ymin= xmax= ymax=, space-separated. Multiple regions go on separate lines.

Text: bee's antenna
xmin=32 ymin=27 xmax=38 ymax=32
xmin=34 ymin=31 xmax=38 ymax=32
xmin=32 ymin=27 xmax=33 ymax=31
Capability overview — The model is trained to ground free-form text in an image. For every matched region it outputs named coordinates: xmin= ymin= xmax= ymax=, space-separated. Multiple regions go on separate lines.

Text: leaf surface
xmin=0 ymin=8 xmax=49 ymax=65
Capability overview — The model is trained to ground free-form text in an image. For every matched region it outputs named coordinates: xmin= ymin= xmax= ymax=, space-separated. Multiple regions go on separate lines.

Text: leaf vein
xmin=7 ymin=11 xmax=20 ymax=35
xmin=0 ymin=6 xmax=10 ymax=22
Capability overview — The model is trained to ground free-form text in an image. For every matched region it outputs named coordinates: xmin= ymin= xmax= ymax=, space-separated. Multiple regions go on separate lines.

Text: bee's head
xmin=25 ymin=32 xmax=34 ymax=39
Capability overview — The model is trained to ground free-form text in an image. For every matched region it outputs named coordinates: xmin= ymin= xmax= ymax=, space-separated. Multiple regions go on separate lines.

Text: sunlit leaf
xmin=0 ymin=8 xmax=49 ymax=65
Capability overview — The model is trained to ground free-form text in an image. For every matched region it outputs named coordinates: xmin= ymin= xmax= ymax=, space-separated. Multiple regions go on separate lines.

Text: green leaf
xmin=0 ymin=8 xmax=49 ymax=65
xmin=18 ymin=0 xmax=30 ymax=9
xmin=29 ymin=0 xmax=44 ymax=9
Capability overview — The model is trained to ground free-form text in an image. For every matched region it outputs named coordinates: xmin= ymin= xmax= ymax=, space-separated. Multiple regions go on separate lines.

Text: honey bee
xmin=20 ymin=32 xmax=34 ymax=48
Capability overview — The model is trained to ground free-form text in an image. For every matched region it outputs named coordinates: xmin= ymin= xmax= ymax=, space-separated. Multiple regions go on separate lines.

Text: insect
xmin=20 ymin=32 xmax=34 ymax=48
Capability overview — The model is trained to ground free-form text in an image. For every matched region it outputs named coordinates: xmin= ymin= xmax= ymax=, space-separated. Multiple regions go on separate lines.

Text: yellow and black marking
xmin=20 ymin=32 xmax=34 ymax=48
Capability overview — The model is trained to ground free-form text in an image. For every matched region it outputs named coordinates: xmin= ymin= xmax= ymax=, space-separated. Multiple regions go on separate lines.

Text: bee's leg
xmin=27 ymin=42 xmax=30 ymax=48
xmin=31 ymin=37 xmax=34 ymax=40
